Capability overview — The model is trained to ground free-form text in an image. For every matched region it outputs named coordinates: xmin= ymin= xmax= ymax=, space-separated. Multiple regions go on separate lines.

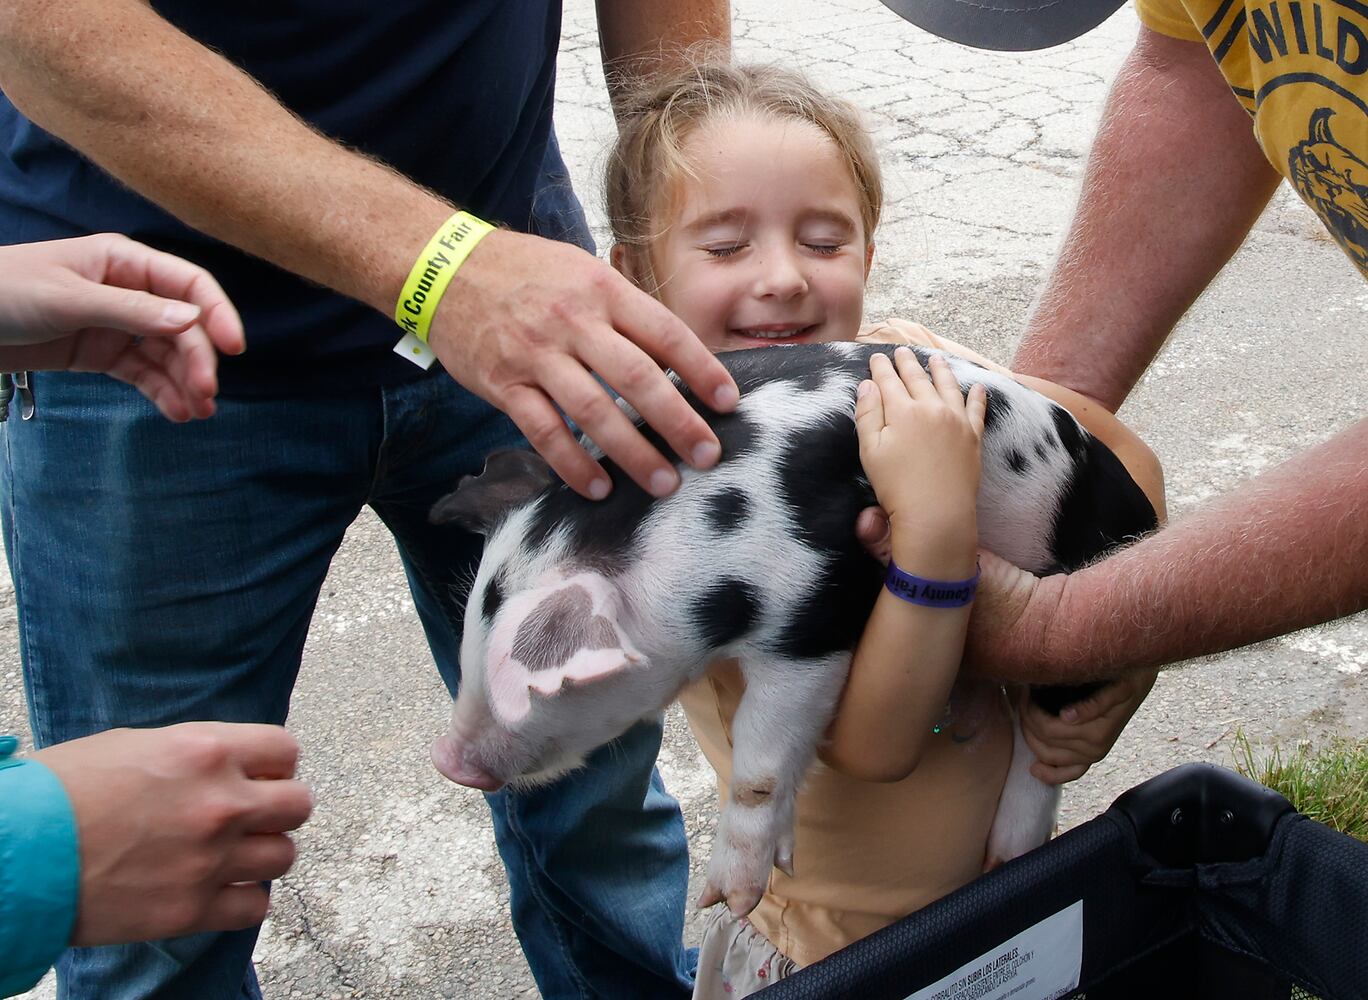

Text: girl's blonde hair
xmin=606 ymin=61 xmax=883 ymax=291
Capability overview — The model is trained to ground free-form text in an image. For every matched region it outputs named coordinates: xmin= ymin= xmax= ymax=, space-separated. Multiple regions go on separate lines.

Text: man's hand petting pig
xmin=1018 ymin=668 xmax=1159 ymax=783
xmin=430 ymin=229 xmax=739 ymax=501
xmin=0 ymin=235 xmax=246 ymax=421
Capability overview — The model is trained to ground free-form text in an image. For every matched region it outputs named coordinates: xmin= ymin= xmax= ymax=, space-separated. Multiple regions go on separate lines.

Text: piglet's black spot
xmin=769 ymin=400 xmax=884 ymax=661
xmin=482 ymin=575 xmax=506 ymax=624
xmin=511 ymin=584 xmax=618 ymax=671
xmin=1007 ymin=449 xmax=1029 ymax=475
xmin=705 ymin=489 xmax=750 ymax=532
xmin=1049 ymin=432 xmax=1159 ymax=572
xmin=1034 ymin=441 xmax=1050 ymax=461
xmin=521 ymin=393 xmax=762 ymax=562
xmin=692 ymin=580 xmax=760 ymax=649
xmin=983 ymin=390 xmax=1012 ymax=434
xmin=1051 ymin=405 xmax=1087 ymax=460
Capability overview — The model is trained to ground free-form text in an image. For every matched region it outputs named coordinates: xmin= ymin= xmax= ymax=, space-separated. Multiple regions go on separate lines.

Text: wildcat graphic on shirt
xmin=1289 ymin=109 xmax=1368 ymax=273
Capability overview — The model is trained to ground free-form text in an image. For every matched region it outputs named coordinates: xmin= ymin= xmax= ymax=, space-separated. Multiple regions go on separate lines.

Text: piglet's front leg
xmin=984 ymin=707 xmax=1059 ymax=869
xmin=698 ymin=652 xmax=849 ymax=917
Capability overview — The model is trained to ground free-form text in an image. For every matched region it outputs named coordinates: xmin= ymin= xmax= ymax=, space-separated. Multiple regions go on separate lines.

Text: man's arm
xmin=967 ymin=27 xmax=1366 ymax=683
xmin=596 ymin=0 xmax=731 ymax=115
xmin=968 ymin=419 xmax=1368 ymax=682
xmin=1012 ymin=27 xmax=1283 ymax=409
xmin=0 ymin=0 xmax=737 ymax=499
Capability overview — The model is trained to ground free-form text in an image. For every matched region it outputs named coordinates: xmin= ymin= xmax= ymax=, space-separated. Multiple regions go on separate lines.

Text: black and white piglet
xmin=429 ymin=341 xmax=1157 ymax=916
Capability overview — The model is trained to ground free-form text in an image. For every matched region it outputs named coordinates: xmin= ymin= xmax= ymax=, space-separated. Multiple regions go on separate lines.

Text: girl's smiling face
xmin=625 ymin=115 xmax=872 ymax=353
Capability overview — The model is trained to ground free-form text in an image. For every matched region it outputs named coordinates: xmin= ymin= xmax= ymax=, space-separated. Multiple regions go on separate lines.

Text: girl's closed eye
xmin=702 ymin=240 xmax=846 ymax=258
xmin=801 ymin=218 xmax=855 ymax=257
xmin=702 ymin=243 xmax=747 ymax=259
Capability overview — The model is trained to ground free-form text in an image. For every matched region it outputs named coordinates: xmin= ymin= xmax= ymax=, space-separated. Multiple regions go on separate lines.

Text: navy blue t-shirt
xmin=0 ymin=0 xmax=592 ymax=393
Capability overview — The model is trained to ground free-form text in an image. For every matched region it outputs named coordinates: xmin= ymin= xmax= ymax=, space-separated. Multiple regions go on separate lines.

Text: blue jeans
xmin=2 ymin=371 xmax=694 ymax=999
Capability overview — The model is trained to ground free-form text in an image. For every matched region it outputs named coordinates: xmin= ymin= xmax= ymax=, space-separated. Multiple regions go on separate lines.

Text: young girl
xmin=604 ymin=62 xmax=1165 ymax=998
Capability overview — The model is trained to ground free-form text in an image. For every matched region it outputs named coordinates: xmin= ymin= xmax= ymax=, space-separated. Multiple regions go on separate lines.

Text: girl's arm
xmin=820 ymin=348 xmax=986 ymax=783
xmin=846 ymin=327 xmax=1167 ymax=785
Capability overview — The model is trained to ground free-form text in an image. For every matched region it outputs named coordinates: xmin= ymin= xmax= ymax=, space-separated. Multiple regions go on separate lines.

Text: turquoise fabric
xmin=0 ymin=735 xmax=78 ymax=998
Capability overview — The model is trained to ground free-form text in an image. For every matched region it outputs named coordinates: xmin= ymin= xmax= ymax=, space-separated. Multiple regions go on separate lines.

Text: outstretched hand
xmin=34 ymin=722 xmax=312 ymax=946
xmin=0 ymin=234 xmax=245 ymax=421
xmin=431 ymin=230 xmax=738 ymax=500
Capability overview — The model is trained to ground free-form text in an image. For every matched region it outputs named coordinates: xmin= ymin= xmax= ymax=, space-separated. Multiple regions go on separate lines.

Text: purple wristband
xmin=884 ymin=560 xmax=980 ymax=608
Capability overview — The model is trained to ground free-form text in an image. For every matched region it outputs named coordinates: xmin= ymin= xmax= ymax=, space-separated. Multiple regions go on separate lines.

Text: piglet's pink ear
xmin=484 ymin=572 xmax=647 ymax=724
xmin=527 ymin=647 xmax=644 ymax=696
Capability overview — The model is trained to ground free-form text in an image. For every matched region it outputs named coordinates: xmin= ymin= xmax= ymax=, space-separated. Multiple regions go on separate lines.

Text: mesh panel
xmin=1193 ymin=815 xmax=1368 ymax=999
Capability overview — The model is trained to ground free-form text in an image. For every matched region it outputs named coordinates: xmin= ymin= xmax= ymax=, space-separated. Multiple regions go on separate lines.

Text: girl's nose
xmin=752 ymin=249 xmax=808 ymax=299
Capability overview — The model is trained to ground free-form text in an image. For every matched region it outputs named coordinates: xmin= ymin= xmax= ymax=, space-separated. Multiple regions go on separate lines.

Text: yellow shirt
xmin=1136 ymin=0 xmax=1368 ymax=277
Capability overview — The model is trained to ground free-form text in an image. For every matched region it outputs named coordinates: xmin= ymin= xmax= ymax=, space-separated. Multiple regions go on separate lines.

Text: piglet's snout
xmin=431 ymin=732 xmax=504 ymax=792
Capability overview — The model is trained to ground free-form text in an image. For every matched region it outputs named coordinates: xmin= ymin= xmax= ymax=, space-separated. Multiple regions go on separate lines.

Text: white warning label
xmin=903 ymin=900 xmax=1083 ymax=1000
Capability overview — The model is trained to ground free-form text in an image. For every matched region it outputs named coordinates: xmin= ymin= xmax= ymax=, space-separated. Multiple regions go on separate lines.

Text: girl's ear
xmin=864 ymin=241 xmax=876 ymax=280
xmin=610 ymin=244 xmax=645 ymax=287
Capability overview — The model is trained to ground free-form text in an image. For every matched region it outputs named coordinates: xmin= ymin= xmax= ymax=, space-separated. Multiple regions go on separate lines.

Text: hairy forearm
xmin=1014 ymin=419 xmax=1368 ymax=681
xmin=1014 ymin=28 xmax=1282 ymax=409
xmin=0 ymin=0 xmax=449 ymax=318
xmin=596 ymin=0 xmax=731 ymax=113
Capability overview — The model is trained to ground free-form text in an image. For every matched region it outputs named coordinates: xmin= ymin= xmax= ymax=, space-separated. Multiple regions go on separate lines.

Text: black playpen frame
xmin=759 ymin=763 xmax=1367 ymax=1000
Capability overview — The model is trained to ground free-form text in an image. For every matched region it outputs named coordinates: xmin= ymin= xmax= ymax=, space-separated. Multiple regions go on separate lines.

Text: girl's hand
xmin=855 ymin=348 xmax=987 ymax=571
xmin=1019 ymin=668 xmax=1160 ymax=784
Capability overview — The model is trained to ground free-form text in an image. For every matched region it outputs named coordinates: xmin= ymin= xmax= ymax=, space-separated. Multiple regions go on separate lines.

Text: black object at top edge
xmin=1109 ymin=762 xmax=1295 ymax=868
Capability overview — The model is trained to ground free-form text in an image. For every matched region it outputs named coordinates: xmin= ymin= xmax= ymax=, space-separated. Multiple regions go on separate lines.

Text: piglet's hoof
xmin=774 ymin=832 xmax=796 ymax=877
xmin=700 ymin=833 xmax=779 ymax=917
xmin=696 ymin=879 xmax=764 ymax=918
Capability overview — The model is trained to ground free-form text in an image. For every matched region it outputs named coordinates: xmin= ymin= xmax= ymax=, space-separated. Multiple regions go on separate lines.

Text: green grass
xmin=1233 ymin=730 xmax=1368 ymax=843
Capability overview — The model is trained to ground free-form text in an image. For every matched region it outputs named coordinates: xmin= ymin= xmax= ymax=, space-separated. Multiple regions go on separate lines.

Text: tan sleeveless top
xmin=679 ymin=670 xmax=1013 ymax=967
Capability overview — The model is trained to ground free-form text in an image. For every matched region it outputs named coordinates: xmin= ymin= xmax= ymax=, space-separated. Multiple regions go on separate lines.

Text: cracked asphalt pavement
xmin=3 ymin=0 xmax=1365 ymax=996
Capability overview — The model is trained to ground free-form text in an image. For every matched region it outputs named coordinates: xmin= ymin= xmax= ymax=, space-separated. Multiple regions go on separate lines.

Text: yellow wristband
xmin=394 ymin=211 xmax=494 ymax=342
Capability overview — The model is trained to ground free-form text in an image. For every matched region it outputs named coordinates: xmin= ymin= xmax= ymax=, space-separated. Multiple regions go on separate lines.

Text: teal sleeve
xmin=0 ymin=735 xmax=78 ymax=998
